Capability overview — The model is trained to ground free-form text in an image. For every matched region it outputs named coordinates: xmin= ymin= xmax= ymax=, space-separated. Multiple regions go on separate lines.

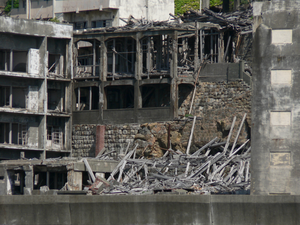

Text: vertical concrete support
xmin=95 ymin=125 xmax=105 ymax=156
xmin=170 ymin=80 xmax=178 ymax=119
xmin=38 ymin=37 xmax=47 ymax=156
xmin=194 ymin=22 xmax=199 ymax=70
xmin=99 ymin=82 xmax=104 ymax=120
xmin=202 ymin=0 xmax=210 ymax=10
xmin=67 ymin=170 xmax=82 ymax=191
xmin=67 ymin=39 xmax=73 ymax=79
xmin=239 ymin=60 xmax=244 ymax=79
xmin=171 ymin=31 xmax=178 ymax=79
xmin=100 ymin=37 xmax=107 ymax=81
xmin=134 ymin=80 xmax=142 ymax=122
xmin=24 ymin=165 xmax=34 ymax=195
xmin=135 ymin=32 xmax=142 ymax=80
xmin=234 ymin=0 xmax=240 ymax=11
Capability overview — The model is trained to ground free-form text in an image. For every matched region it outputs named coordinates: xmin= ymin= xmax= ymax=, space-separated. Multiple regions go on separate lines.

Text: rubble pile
xmin=88 ymin=115 xmax=251 ymax=195
xmin=181 ymin=7 xmax=253 ymax=32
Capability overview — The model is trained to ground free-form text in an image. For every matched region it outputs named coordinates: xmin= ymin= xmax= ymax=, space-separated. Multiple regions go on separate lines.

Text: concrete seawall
xmin=0 ymin=195 xmax=299 ymax=225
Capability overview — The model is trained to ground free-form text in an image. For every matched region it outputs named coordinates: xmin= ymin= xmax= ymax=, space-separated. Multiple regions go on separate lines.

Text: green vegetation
xmin=4 ymin=0 xmax=19 ymax=13
xmin=50 ymin=17 xmax=60 ymax=23
xmin=174 ymin=0 xmax=250 ymax=15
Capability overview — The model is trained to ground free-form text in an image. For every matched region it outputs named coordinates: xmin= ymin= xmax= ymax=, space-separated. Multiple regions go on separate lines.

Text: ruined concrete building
xmin=0 ymin=5 xmax=253 ymax=195
xmin=10 ymin=0 xmax=174 ymax=28
xmin=0 ymin=17 xmax=73 ymax=160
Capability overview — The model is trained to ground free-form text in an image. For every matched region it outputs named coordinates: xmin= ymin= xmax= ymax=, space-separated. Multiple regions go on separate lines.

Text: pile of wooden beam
xmin=88 ymin=114 xmax=251 ymax=195
xmin=181 ymin=7 xmax=253 ymax=32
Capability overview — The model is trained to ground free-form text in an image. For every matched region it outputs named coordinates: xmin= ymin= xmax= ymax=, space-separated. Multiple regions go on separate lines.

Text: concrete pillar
xmin=95 ymin=125 xmax=105 ymax=157
xmin=201 ymin=0 xmax=210 ymax=10
xmin=134 ymin=80 xmax=142 ymax=122
xmin=100 ymin=38 xmax=107 ymax=81
xmin=135 ymin=32 xmax=142 ymax=80
xmin=67 ymin=170 xmax=82 ymax=191
xmin=234 ymin=0 xmax=240 ymax=11
xmin=24 ymin=165 xmax=34 ymax=195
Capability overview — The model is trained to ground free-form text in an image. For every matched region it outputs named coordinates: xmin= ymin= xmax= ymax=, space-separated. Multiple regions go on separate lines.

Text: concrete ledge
xmin=1 ymin=195 xmax=300 ymax=224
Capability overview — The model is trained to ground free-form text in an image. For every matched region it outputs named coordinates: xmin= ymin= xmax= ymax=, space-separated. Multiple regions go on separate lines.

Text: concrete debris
xmin=88 ymin=115 xmax=251 ymax=195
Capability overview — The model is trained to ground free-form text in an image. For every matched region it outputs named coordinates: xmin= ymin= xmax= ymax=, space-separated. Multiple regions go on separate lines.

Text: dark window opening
xmin=178 ymin=84 xmax=193 ymax=108
xmin=106 ymin=86 xmax=134 ymax=109
xmin=142 ymin=84 xmax=170 ymax=108
xmin=0 ymin=123 xmax=9 ymax=144
xmin=7 ymin=170 xmax=25 ymax=195
xmin=0 ymin=86 xmax=10 ymax=107
xmin=141 ymin=35 xmax=171 ymax=76
xmin=48 ymin=88 xmax=64 ymax=111
xmin=0 ymin=50 xmax=10 ymax=71
xmin=12 ymin=87 xmax=26 ymax=108
xmin=92 ymin=20 xmax=106 ymax=28
xmin=107 ymin=38 xmax=136 ymax=77
xmin=202 ymin=29 xmax=220 ymax=63
xmin=47 ymin=117 xmax=64 ymax=150
xmin=13 ymin=51 xmax=27 ymax=72
xmin=75 ymin=86 xmax=99 ymax=111
xmin=48 ymin=54 xmax=62 ymax=75
xmin=74 ymin=21 xmax=87 ymax=30
xmin=177 ymin=36 xmax=195 ymax=70
xmin=0 ymin=123 xmax=27 ymax=145
xmin=34 ymin=172 xmax=47 ymax=190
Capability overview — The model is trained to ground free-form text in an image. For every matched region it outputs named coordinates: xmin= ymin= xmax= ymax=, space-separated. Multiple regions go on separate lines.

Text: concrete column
xmin=234 ymin=0 xmax=240 ymax=11
xmin=194 ymin=22 xmax=199 ymax=70
xmin=67 ymin=170 xmax=82 ymax=191
xmin=100 ymin=38 xmax=107 ymax=81
xmin=38 ymin=37 xmax=47 ymax=154
xmin=171 ymin=31 xmax=178 ymax=79
xmin=201 ymin=0 xmax=210 ymax=10
xmin=134 ymin=80 xmax=142 ymax=123
xmin=170 ymin=79 xmax=178 ymax=119
xmin=95 ymin=125 xmax=105 ymax=156
xmin=99 ymin=82 xmax=104 ymax=122
xmin=24 ymin=165 xmax=34 ymax=195
xmin=135 ymin=32 xmax=142 ymax=80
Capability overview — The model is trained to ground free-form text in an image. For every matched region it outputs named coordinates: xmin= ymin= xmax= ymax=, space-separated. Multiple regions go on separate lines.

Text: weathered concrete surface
xmin=252 ymin=1 xmax=300 ymax=195
xmin=0 ymin=195 xmax=300 ymax=225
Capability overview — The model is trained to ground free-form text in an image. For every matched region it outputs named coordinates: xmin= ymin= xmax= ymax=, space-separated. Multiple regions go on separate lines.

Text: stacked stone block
xmin=72 ymin=125 xmax=96 ymax=157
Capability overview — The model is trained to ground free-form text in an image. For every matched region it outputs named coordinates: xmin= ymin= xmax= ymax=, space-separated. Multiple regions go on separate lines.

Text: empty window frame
xmin=48 ymin=54 xmax=63 ymax=76
xmin=91 ymin=20 xmax=110 ymax=28
xmin=142 ymin=84 xmax=170 ymax=108
xmin=0 ymin=86 xmax=27 ymax=108
xmin=74 ymin=21 xmax=87 ymax=30
xmin=46 ymin=117 xmax=65 ymax=150
xmin=75 ymin=86 xmax=99 ymax=111
xmin=201 ymin=29 xmax=220 ymax=63
xmin=105 ymin=86 xmax=134 ymax=109
xmin=0 ymin=123 xmax=28 ymax=145
xmin=177 ymin=35 xmax=195 ymax=68
xmin=0 ymin=86 xmax=10 ymax=107
xmin=12 ymin=87 xmax=26 ymax=108
xmin=107 ymin=38 xmax=136 ymax=78
xmin=141 ymin=35 xmax=171 ymax=76
xmin=13 ymin=51 xmax=28 ymax=72
xmin=48 ymin=87 xmax=64 ymax=112
xmin=0 ymin=49 xmax=11 ymax=71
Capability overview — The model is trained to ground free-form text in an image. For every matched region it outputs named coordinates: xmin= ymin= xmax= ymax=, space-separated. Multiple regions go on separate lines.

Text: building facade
xmin=10 ymin=0 xmax=174 ymax=28
xmin=0 ymin=16 xmax=73 ymax=160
